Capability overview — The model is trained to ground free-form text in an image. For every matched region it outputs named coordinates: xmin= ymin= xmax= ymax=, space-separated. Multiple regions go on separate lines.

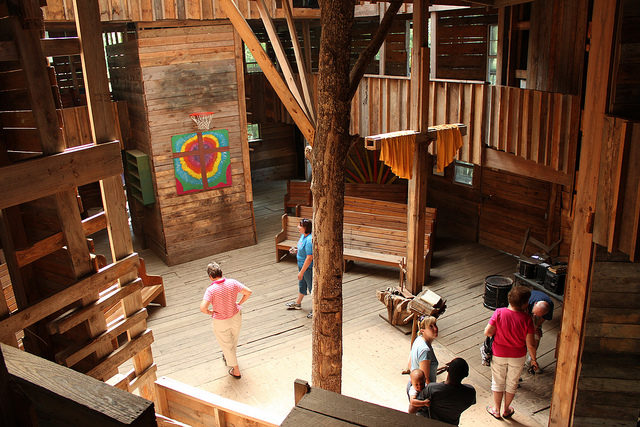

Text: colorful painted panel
xmin=171 ymin=129 xmax=232 ymax=195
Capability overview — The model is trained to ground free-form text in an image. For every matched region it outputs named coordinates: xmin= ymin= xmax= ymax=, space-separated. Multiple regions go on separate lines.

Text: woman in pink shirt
xmin=484 ymin=285 xmax=537 ymax=419
xmin=200 ymin=262 xmax=252 ymax=379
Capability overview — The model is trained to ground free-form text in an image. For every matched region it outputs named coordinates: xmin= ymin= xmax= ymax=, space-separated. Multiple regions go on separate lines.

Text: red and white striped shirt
xmin=203 ymin=277 xmax=246 ymax=320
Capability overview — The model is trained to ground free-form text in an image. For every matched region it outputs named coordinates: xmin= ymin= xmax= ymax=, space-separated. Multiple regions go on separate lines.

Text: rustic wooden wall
xmin=573 ymin=257 xmax=640 ymax=425
xmin=107 ymin=22 xmax=255 ymax=265
xmin=610 ymin=0 xmax=640 ymax=120
xmin=435 ymin=8 xmax=497 ymax=81
xmin=249 ymin=123 xmax=297 ymax=182
xmin=527 ymin=0 xmax=589 ymax=95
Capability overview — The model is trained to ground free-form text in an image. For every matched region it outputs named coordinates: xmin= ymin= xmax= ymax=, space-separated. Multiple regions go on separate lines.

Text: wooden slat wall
xmin=42 ymin=1 xmax=405 ymax=22
xmin=610 ymin=0 xmax=640 ymax=120
xmin=435 ymin=8 xmax=498 ymax=81
xmin=478 ymin=168 xmax=557 ymax=257
xmin=107 ymin=22 xmax=256 ymax=265
xmin=593 ymin=118 xmax=640 ymax=261
xmin=487 ymin=85 xmax=580 ymax=176
xmin=384 ymin=16 xmax=410 ymax=76
xmin=351 ymin=77 xmax=487 ymax=165
xmin=573 ymin=260 xmax=640 ymax=425
xmin=249 ymin=123 xmax=297 ymax=182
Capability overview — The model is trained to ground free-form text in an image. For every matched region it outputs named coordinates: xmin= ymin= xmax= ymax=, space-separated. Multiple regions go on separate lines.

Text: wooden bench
xmin=283 ymin=180 xmax=410 ymax=213
xmin=275 ymin=211 xmax=435 ymax=280
xmin=294 ymin=196 xmax=436 ymax=279
xmin=284 ymin=180 xmax=312 ymax=212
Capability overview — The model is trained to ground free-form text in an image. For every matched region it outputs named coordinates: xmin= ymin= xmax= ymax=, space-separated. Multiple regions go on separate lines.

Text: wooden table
xmin=282 ymin=380 xmax=450 ymax=426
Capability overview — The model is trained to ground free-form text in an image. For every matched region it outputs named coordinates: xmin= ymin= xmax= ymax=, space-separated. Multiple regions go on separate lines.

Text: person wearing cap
xmin=419 ymin=357 xmax=476 ymax=425
xmin=526 ymin=290 xmax=554 ymax=372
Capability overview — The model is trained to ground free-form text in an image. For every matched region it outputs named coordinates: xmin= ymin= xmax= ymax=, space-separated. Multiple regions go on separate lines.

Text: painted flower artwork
xmin=171 ymin=129 xmax=231 ymax=195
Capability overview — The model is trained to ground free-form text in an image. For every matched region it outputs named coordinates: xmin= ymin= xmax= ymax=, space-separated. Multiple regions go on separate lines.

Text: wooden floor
xmin=119 ymin=180 xmax=561 ymax=426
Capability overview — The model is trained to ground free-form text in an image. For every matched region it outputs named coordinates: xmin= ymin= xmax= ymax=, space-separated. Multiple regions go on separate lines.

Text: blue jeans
xmin=298 ymin=267 xmax=312 ymax=295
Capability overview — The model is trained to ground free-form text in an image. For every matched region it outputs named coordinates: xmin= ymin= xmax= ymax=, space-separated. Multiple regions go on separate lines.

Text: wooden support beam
xmin=220 ymin=0 xmax=315 ymax=144
xmin=363 ymin=124 xmax=467 ymax=150
xmin=47 ymin=278 xmax=143 ymax=335
xmin=282 ymin=0 xmax=315 ymax=123
xmin=0 ymin=253 xmax=139 ymax=340
xmin=86 ymin=329 xmax=154 ymax=380
xmin=2 ymin=342 xmax=156 ymax=426
xmin=255 ymin=0 xmax=310 ymax=124
xmin=549 ymin=1 xmax=618 ymax=425
xmin=56 ymin=308 xmax=148 ymax=368
xmin=0 ymin=142 xmax=122 ymax=210
xmin=484 ymin=147 xmax=573 ymax=186
xmin=406 ymin=0 xmax=430 ymax=295
xmin=15 ymin=212 xmax=107 ymax=268
xmin=40 ymin=37 xmax=81 ymax=57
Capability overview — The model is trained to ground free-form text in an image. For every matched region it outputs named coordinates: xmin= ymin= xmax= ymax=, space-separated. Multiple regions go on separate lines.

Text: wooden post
xmin=549 ymin=1 xmax=618 ymax=425
xmin=406 ymin=0 xmax=430 ymax=295
xmin=73 ymin=0 xmax=155 ymax=400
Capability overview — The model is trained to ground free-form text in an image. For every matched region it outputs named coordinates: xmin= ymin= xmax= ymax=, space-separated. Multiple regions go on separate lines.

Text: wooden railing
xmin=486 ymin=85 xmax=580 ymax=179
xmin=351 ymin=76 xmax=487 ymax=165
xmin=155 ymin=376 xmax=281 ymax=427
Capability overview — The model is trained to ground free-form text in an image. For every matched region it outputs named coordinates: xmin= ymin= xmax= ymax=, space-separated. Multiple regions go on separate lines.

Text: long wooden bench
xmin=283 ymin=179 xmax=409 ymax=212
xmin=276 ymin=198 xmax=435 ymax=279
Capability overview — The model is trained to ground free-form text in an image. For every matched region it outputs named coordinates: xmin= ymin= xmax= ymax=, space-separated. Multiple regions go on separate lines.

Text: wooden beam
xmin=2 ymin=343 xmax=156 ymax=426
xmin=0 ymin=254 xmax=139 ymax=340
xmin=47 ymin=278 xmax=143 ymax=335
xmin=549 ymin=1 xmax=618 ymax=425
xmin=0 ymin=142 xmax=122 ymax=210
xmin=86 ymin=329 xmax=154 ymax=380
xmin=255 ymin=0 xmax=310 ymax=124
xmin=15 ymin=212 xmax=107 ymax=268
xmin=220 ymin=0 xmax=315 ymax=144
xmin=484 ymin=147 xmax=573 ymax=186
xmin=40 ymin=37 xmax=81 ymax=57
xmin=282 ymin=0 xmax=315 ymax=123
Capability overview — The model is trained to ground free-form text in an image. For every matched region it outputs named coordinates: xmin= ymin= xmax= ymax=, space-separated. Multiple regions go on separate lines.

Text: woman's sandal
xmin=503 ymin=407 xmax=515 ymax=419
xmin=228 ymin=368 xmax=241 ymax=379
xmin=486 ymin=405 xmax=501 ymax=419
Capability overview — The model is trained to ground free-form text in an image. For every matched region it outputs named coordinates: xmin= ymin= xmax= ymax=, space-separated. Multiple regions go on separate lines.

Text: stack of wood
xmin=376 ymin=288 xmax=413 ymax=326
xmin=408 ymin=289 xmax=447 ymax=318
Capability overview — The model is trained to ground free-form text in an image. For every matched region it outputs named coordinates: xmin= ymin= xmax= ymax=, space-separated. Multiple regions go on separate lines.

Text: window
xmin=244 ymin=42 xmax=266 ymax=73
xmin=247 ymin=123 xmax=260 ymax=141
xmin=453 ymin=161 xmax=474 ymax=186
xmin=487 ymin=24 xmax=498 ymax=85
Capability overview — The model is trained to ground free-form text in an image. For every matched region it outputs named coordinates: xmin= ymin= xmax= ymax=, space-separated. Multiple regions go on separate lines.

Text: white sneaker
xmin=285 ymin=302 xmax=301 ymax=310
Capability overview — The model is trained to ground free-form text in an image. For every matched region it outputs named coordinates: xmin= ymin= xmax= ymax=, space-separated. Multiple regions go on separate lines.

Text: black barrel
xmin=483 ymin=275 xmax=514 ymax=310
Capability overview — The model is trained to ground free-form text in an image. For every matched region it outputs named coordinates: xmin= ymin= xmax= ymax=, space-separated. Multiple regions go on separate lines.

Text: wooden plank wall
xmin=42 ymin=1 xmax=410 ymax=22
xmin=573 ymin=259 xmax=640 ymax=425
xmin=527 ymin=0 xmax=589 ymax=96
xmin=351 ymin=77 xmax=487 ymax=165
xmin=479 ymin=168 xmax=559 ymax=257
xmin=384 ymin=16 xmax=410 ymax=76
xmin=487 ymin=85 xmax=580 ymax=176
xmin=593 ymin=118 xmax=640 ymax=262
xmin=116 ymin=22 xmax=256 ymax=265
xmin=249 ymin=122 xmax=297 ymax=182
xmin=435 ymin=8 xmax=498 ymax=81
xmin=610 ymin=0 xmax=640 ymax=120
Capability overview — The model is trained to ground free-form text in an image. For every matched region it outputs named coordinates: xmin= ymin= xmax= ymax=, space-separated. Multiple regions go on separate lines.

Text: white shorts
xmin=491 ymin=355 xmax=525 ymax=394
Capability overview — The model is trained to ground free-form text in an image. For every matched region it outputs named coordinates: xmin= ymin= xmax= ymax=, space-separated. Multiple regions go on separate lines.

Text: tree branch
xmin=347 ymin=1 xmax=403 ymax=100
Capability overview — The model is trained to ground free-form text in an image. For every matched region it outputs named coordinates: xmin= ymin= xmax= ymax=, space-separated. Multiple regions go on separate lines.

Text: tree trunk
xmin=311 ymin=0 xmax=355 ymax=393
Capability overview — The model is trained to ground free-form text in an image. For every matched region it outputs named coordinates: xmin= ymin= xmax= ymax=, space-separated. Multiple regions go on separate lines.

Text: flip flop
xmin=486 ymin=405 xmax=501 ymax=419
xmin=228 ymin=368 xmax=241 ymax=379
xmin=503 ymin=407 xmax=515 ymax=419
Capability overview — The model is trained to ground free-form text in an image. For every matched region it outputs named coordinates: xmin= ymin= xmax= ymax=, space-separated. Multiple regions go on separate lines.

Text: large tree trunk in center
xmin=311 ymin=0 xmax=355 ymax=393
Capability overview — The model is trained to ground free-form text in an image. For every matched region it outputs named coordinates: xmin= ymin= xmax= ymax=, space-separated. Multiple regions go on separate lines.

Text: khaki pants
xmin=212 ymin=311 xmax=242 ymax=367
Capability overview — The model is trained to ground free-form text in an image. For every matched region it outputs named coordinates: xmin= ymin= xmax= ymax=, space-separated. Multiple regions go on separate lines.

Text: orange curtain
xmin=434 ymin=124 xmax=463 ymax=173
xmin=378 ymin=131 xmax=417 ymax=180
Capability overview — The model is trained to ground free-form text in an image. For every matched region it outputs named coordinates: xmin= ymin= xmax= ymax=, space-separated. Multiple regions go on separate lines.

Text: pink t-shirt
xmin=489 ymin=307 xmax=534 ymax=358
xmin=203 ymin=278 xmax=245 ymax=320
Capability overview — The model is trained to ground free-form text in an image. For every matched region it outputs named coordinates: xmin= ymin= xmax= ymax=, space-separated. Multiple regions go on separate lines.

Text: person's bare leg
xmin=492 ymin=391 xmax=503 ymax=414
xmin=296 ymin=293 xmax=304 ymax=304
xmin=232 ymin=365 xmax=240 ymax=376
xmin=503 ymin=392 xmax=516 ymax=415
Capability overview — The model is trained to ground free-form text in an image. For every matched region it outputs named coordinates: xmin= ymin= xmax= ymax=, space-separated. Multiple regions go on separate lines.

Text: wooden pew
xmin=296 ymin=196 xmax=436 ymax=278
xmin=283 ymin=180 xmax=312 ymax=212
xmin=283 ymin=179 xmax=410 ymax=213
